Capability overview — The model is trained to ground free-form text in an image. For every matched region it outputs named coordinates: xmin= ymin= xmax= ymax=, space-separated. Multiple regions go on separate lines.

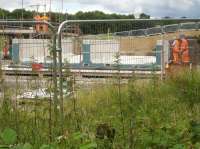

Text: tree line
xmin=0 ymin=8 xmax=151 ymax=22
xmin=0 ymin=8 xmax=192 ymax=34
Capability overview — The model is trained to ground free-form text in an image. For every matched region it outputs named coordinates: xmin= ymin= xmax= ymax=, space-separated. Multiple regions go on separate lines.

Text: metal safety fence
xmin=57 ymin=18 xmax=200 ymax=116
xmin=0 ymin=20 xmax=59 ymax=118
xmin=58 ymin=19 xmax=200 ymax=79
xmin=57 ymin=19 xmax=165 ymax=95
xmin=115 ymin=22 xmax=200 ymax=37
xmin=0 ymin=19 xmax=200 ymax=144
xmin=0 ymin=19 xmax=199 ymax=104
xmin=56 ymin=20 xmax=200 ymax=141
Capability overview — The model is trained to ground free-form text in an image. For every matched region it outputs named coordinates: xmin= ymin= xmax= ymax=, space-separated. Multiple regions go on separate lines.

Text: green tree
xmin=0 ymin=8 xmax=9 ymax=19
xmin=10 ymin=9 xmax=33 ymax=20
xmin=139 ymin=13 xmax=150 ymax=19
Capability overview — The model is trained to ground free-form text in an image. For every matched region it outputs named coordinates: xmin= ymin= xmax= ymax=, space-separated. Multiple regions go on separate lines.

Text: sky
xmin=0 ymin=0 xmax=200 ymax=18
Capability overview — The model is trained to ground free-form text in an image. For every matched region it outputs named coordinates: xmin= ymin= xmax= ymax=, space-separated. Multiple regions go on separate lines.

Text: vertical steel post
xmin=52 ymin=32 xmax=58 ymax=116
xmin=0 ymin=60 xmax=2 ymax=84
xmin=58 ymin=32 xmax=64 ymax=133
xmin=161 ymin=34 xmax=165 ymax=80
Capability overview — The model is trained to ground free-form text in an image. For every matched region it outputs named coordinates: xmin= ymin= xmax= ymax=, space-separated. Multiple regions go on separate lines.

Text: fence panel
xmin=163 ymin=24 xmax=179 ymax=33
xmin=0 ymin=20 xmax=61 ymax=144
xmin=0 ymin=21 xmax=57 ymax=117
xmin=180 ymin=22 xmax=198 ymax=30
xmin=57 ymin=20 xmax=200 ymax=132
xmin=57 ymin=19 xmax=200 ymax=96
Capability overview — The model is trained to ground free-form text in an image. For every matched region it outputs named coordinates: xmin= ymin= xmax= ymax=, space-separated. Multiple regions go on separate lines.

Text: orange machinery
xmin=34 ymin=15 xmax=49 ymax=33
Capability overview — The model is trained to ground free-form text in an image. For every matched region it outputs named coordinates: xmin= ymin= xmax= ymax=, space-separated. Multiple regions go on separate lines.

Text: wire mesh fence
xmin=59 ymin=20 xmax=200 ymax=76
xmin=114 ymin=22 xmax=200 ymax=37
xmin=56 ymin=20 xmax=200 ymax=146
xmin=0 ymin=21 xmax=60 ymax=145
xmin=57 ymin=19 xmax=200 ymax=113
xmin=0 ymin=18 xmax=199 ymax=147
xmin=60 ymin=20 xmax=164 ymax=72
xmin=0 ymin=22 xmax=54 ymax=63
xmin=0 ymin=19 xmax=199 ymax=104
xmin=57 ymin=20 xmax=166 ymax=113
xmin=0 ymin=21 xmax=57 ymax=120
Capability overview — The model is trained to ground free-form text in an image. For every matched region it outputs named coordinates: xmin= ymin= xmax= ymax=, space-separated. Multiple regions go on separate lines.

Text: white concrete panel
xmin=13 ymin=39 xmax=50 ymax=63
xmin=120 ymin=56 xmax=156 ymax=65
xmin=89 ymin=40 xmax=120 ymax=64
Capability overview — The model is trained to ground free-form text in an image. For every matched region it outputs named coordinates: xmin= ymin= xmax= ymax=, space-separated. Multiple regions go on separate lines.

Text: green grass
xmin=1 ymin=70 xmax=200 ymax=148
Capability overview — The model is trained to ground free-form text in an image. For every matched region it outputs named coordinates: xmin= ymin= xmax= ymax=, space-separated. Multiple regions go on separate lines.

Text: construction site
xmin=0 ymin=1 xmax=200 ymax=148
xmin=1 ymin=20 xmax=200 ymax=76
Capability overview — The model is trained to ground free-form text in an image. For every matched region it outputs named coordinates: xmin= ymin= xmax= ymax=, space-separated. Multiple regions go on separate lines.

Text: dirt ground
xmin=119 ymin=30 xmax=200 ymax=55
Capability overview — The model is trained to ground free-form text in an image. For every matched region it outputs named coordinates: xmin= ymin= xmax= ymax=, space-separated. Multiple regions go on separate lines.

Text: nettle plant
xmin=0 ymin=128 xmax=32 ymax=149
xmin=0 ymin=128 xmax=55 ymax=149
xmin=0 ymin=128 xmax=98 ymax=149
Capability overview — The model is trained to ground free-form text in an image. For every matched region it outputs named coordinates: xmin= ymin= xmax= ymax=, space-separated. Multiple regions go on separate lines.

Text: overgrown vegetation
xmin=1 ymin=70 xmax=200 ymax=148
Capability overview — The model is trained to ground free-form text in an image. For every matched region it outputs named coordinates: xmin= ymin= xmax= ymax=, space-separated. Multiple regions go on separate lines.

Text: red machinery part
xmin=32 ymin=63 xmax=43 ymax=71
